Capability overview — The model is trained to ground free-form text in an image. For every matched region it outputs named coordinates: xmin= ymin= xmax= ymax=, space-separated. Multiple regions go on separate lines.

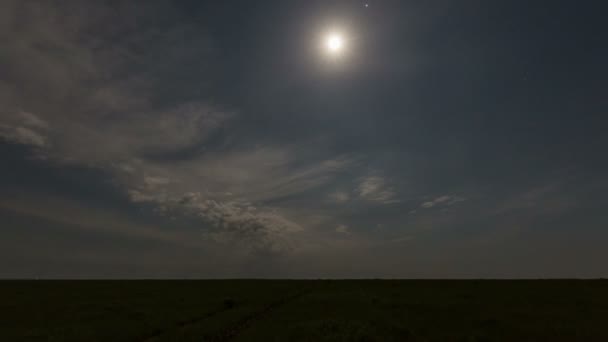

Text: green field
xmin=2 ymin=280 xmax=607 ymax=341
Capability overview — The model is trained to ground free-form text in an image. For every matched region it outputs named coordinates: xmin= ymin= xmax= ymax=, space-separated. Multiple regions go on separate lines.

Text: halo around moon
xmin=323 ymin=32 xmax=346 ymax=56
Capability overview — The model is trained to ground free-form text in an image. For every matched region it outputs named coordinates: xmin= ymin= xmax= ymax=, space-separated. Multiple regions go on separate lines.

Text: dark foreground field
xmin=2 ymin=280 xmax=607 ymax=341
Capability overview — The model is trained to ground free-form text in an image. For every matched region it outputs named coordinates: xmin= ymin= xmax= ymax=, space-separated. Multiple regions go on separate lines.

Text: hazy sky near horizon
xmin=1 ymin=0 xmax=607 ymax=278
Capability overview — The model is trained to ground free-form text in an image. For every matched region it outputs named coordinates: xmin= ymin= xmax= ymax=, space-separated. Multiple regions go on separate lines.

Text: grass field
xmin=1 ymin=280 xmax=607 ymax=341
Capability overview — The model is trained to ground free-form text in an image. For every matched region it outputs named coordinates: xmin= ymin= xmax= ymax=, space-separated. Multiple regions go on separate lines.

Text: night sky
xmin=1 ymin=0 xmax=607 ymax=278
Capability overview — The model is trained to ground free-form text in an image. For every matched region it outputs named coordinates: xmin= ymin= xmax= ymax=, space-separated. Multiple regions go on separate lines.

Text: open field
xmin=1 ymin=280 xmax=607 ymax=341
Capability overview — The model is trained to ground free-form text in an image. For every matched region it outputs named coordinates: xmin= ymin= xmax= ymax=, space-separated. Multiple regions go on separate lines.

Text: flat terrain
xmin=1 ymin=280 xmax=607 ymax=341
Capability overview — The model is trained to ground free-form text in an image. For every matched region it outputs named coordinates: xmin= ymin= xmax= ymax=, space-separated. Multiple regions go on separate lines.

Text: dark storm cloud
xmin=1 ymin=0 xmax=607 ymax=277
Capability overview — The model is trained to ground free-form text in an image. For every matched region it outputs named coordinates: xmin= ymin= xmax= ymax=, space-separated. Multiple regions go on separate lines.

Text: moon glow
xmin=325 ymin=33 xmax=345 ymax=55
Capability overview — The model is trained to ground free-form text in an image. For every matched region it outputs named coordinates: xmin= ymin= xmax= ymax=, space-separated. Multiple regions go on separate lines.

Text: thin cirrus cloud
xmin=327 ymin=176 xmax=400 ymax=205
xmin=2 ymin=0 xmax=604 ymax=278
xmin=420 ymin=195 xmax=466 ymax=209
xmin=357 ymin=176 xmax=400 ymax=204
xmin=3 ymin=1 xmax=494 ymax=263
xmin=328 ymin=191 xmax=350 ymax=203
xmin=336 ymin=224 xmax=350 ymax=234
xmin=0 ymin=0 xmax=333 ymax=255
xmin=0 ymin=111 xmax=49 ymax=148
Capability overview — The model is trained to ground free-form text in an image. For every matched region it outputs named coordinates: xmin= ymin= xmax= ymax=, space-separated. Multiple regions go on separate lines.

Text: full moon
xmin=325 ymin=33 xmax=345 ymax=54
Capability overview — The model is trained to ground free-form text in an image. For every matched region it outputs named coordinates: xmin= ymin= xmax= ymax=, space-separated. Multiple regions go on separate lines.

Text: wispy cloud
xmin=328 ymin=191 xmax=350 ymax=203
xmin=0 ymin=1 xmax=330 ymax=255
xmin=336 ymin=224 xmax=350 ymax=234
xmin=419 ymin=195 xmax=466 ymax=210
xmin=357 ymin=176 xmax=399 ymax=204
xmin=0 ymin=111 xmax=50 ymax=148
xmin=130 ymin=190 xmax=302 ymax=255
xmin=0 ymin=1 xmax=408 ymax=256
